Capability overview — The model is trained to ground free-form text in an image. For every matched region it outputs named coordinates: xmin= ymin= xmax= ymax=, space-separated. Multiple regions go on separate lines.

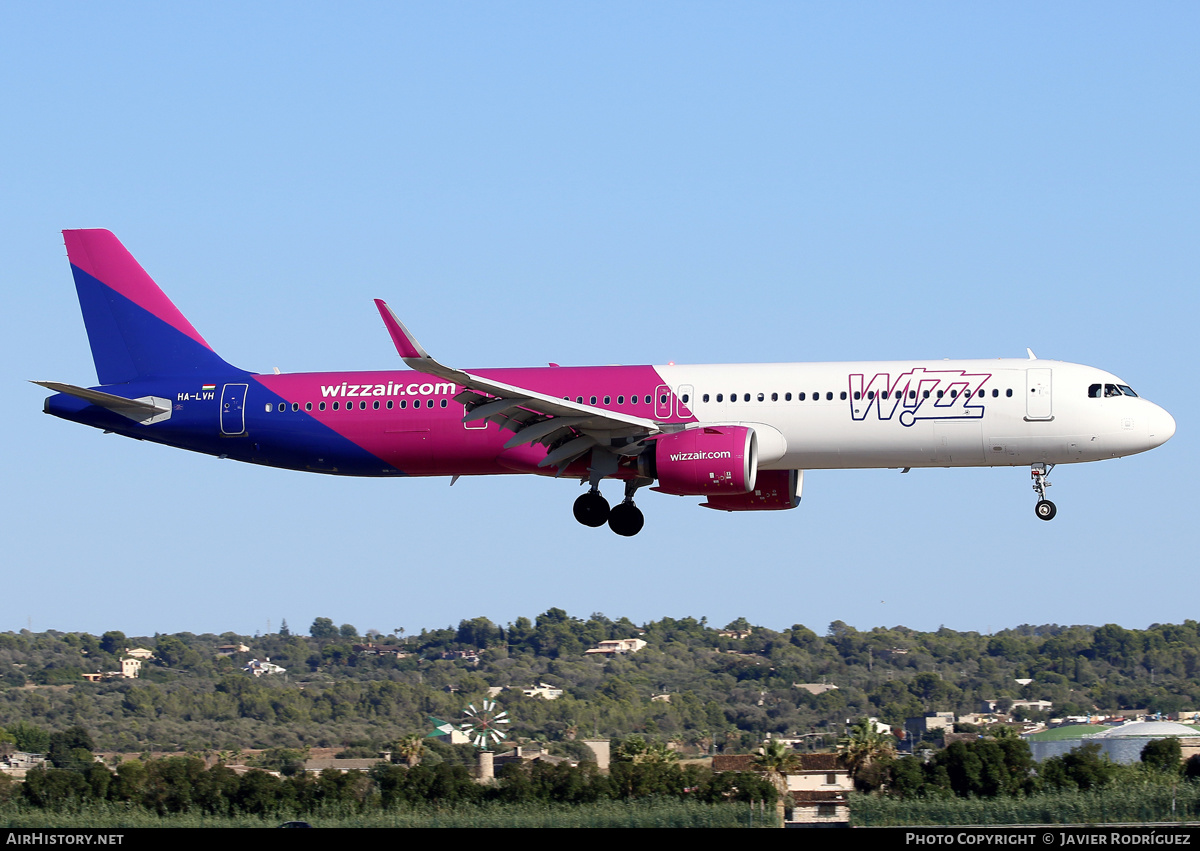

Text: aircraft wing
xmin=374 ymin=300 xmax=662 ymax=467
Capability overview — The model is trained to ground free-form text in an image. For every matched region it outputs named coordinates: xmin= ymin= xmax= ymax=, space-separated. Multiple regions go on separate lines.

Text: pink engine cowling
xmin=647 ymin=426 xmax=758 ymax=496
xmin=700 ymin=469 xmax=801 ymax=511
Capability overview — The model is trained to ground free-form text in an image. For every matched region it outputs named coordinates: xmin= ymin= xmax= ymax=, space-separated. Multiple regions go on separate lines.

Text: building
xmin=1027 ymin=720 xmax=1200 ymax=764
xmin=712 ymin=752 xmax=852 ymax=828
xmin=521 ymin=683 xmax=563 ymax=700
xmin=786 ymin=753 xmax=852 ymax=827
xmin=243 ymin=658 xmax=286 ymax=677
xmin=794 ymin=683 xmax=839 ymax=695
xmin=905 ymin=712 xmax=955 ymax=743
xmin=585 ymin=638 xmax=647 ymax=655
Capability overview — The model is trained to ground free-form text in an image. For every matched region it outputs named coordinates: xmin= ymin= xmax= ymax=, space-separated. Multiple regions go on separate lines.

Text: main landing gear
xmin=572 ymin=479 xmax=647 ymax=536
xmin=1031 ymin=463 xmax=1057 ymax=521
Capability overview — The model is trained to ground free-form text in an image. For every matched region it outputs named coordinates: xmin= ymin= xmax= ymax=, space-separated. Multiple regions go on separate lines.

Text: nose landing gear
xmin=1032 ymin=464 xmax=1057 ymax=521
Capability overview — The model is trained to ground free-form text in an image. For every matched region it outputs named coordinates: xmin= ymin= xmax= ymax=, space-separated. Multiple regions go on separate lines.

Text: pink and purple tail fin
xmin=63 ymin=229 xmax=243 ymax=384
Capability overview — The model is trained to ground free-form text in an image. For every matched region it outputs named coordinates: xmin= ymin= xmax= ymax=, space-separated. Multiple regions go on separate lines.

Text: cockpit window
xmin=1091 ymin=382 xmax=1139 ymax=399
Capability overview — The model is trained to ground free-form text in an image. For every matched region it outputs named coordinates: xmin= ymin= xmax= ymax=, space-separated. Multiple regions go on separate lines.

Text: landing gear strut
xmin=1031 ymin=464 xmax=1057 ymax=521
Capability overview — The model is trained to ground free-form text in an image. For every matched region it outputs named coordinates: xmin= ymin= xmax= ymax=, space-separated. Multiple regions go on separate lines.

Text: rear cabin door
xmin=220 ymin=383 xmax=248 ymax=435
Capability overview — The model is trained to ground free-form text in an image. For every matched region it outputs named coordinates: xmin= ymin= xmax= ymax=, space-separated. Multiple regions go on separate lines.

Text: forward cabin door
xmin=1026 ymin=369 xmax=1053 ymax=421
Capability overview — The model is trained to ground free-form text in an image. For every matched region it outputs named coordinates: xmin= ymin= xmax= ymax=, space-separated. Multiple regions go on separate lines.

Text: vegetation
xmin=1 ymin=613 xmax=1198 ymax=757
xmin=0 ymin=749 xmax=775 ymax=822
xmin=3 ymin=612 xmax=1200 ymax=826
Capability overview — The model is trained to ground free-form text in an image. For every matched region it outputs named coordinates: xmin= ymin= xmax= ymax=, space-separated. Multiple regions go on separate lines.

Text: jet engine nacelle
xmin=701 ymin=470 xmax=803 ymax=511
xmin=643 ymin=426 xmax=758 ymax=496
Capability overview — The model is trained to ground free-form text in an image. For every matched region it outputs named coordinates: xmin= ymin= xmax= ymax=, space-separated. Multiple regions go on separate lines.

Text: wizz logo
xmin=848 ymin=368 xmax=992 ymax=427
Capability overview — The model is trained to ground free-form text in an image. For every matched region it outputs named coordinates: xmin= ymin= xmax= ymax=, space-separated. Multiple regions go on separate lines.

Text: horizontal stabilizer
xmin=33 ymin=381 xmax=172 ymax=425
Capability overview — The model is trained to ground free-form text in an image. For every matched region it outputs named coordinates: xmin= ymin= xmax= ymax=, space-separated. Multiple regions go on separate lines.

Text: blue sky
xmin=5 ymin=3 xmax=1195 ymax=640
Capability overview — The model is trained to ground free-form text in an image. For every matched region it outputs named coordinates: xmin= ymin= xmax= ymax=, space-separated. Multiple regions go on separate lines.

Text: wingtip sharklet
xmin=374 ymin=299 xmax=430 ymax=361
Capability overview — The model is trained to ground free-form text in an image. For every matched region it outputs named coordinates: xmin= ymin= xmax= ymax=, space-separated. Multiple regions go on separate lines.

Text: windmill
xmin=460 ymin=699 xmax=510 ymax=750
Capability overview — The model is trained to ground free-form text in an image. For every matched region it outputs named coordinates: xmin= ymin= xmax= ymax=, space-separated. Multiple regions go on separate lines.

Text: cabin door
xmin=220 ymin=384 xmax=248 ymax=435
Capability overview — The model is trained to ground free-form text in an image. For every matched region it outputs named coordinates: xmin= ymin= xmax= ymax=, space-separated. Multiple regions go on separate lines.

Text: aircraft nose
xmin=1148 ymin=405 xmax=1176 ymax=448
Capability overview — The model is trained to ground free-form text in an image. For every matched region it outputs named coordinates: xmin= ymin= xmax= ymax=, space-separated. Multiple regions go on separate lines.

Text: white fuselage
xmin=656 ymin=358 xmax=1174 ymax=471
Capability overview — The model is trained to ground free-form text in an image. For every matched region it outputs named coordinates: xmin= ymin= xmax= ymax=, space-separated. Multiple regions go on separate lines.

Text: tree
xmin=100 ymin=631 xmax=126 ymax=655
xmin=310 ymin=618 xmax=338 ymax=639
xmin=279 ymin=619 xmax=291 ymax=637
xmin=395 ymin=734 xmax=425 ymax=767
xmin=1141 ymin=737 xmax=1182 ymax=774
xmin=752 ymin=739 xmax=801 ymax=823
xmin=838 ymin=717 xmax=896 ymax=778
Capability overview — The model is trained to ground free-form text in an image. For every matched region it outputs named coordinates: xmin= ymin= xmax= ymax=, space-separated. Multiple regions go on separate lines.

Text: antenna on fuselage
xmin=1026 ymin=348 xmax=1037 ymax=360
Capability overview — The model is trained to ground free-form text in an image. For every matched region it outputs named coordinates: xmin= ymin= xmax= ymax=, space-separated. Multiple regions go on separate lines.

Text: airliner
xmin=37 ymin=230 xmax=1175 ymax=536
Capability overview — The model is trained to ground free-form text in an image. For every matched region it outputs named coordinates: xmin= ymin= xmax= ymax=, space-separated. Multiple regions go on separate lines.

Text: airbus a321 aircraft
xmin=37 ymin=230 xmax=1175 ymax=536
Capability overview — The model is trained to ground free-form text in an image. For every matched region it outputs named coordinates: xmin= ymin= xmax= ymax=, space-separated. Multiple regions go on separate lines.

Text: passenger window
xmin=992 ymin=389 xmax=999 ymax=398
xmin=757 ymin=393 xmax=764 ymax=402
xmin=840 ymin=391 xmax=847 ymax=400
xmin=716 ymin=394 xmax=723 ymax=402
xmin=730 ymin=393 xmax=737 ymax=403
xmin=332 ymin=402 xmax=339 ymax=411
xmin=373 ymin=400 xmax=380 ymax=410
xmin=826 ymin=392 xmax=833 ymax=401
xmin=264 ymin=404 xmax=272 ymax=412
xmin=798 ymin=392 xmax=806 ymax=401
xmin=386 ymin=401 xmax=393 ymax=409
xmin=645 ymin=395 xmax=652 ymax=404
xmin=618 ymin=395 xmax=624 ymax=405
xmin=305 ymin=402 xmax=313 ymax=411
xmin=923 ymin=390 xmax=930 ymax=399
xmin=590 ymin=396 xmax=597 ymax=405
xmin=702 ymin=394 xmax=709 ymax=403
xmin=319 ymin=402 xmax=326 ymax=411
xmin=682 ymin=394 xmax=690 ymax=403
xmin=400 ymin=400 xmax=407 ymax=409
xmin=440 ymin=399 xmax=447 ymax=408
xmin=771 ymin=392 xmax=778 ymax=401
xmin=785 ymin=392 xmax=792 ymax=401
xmin=360 ymin=401 xmax=367 ymax=410
xmin=1006 ymin=389 xmax=1013 ymax=397
xmin=278 ymin=403 xmax=286 ymax=412
xmin=604 ymin=395 xmax=611 ymax=405
xmin=292 ymin=402 xmax=299 ymax=412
